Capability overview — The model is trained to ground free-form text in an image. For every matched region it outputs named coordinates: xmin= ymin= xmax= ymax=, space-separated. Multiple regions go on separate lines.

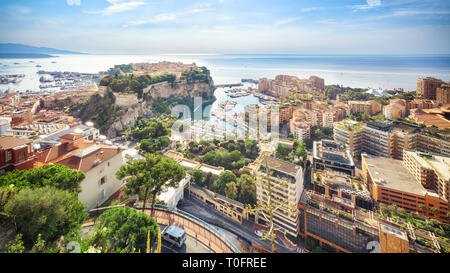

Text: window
xmin=6 ymin=151 xmax=12 ymax=162
xmin=18 ymin=151 xmax=26 ymax=161
xmin=100 ymin=176 xmax=106 ymax=185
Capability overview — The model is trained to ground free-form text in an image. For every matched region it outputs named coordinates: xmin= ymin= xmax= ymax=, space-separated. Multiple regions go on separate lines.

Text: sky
xmin=0 ymin=0 xmax=449 ymax=54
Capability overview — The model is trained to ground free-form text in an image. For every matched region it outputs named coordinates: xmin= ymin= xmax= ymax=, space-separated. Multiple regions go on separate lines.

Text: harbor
xmin=36 ymin=70 xmax=100 ymax=92
xmin=0 ymin=74 xmax=25 ymax=84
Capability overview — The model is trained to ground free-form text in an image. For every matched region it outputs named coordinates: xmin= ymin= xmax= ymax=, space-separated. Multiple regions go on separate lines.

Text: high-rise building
xmin=417 ymin=77 xmax=444 ymax=100
xmin=436 ymin=83 xmax=450 ymax=105
xmin=252 ymin=156 xmax=304 ymax=237
xmin=334 ymin=120 xmax=364 ymax=157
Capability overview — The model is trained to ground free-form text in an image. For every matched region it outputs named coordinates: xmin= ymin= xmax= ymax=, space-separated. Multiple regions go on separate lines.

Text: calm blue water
xmin=2 ymin=53 xmax=448 ymax=131
xmin=1 ymin=54 xmax=449 ymax=92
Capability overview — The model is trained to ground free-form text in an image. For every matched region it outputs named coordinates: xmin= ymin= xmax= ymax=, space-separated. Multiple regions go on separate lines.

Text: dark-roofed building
xmin=0 ymin=136 xmax=36 ymax=173
xmin=313 ymin=139 xmax=355 ymax=176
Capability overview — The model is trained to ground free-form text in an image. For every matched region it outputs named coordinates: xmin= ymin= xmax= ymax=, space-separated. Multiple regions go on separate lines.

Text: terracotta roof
xmin=37 ymin=141 xmax=94 ymax=163
xmin=56 ymin=145 xmax=124 ymax=173
xmin=0 ymin=136 xmax=31 ymax=150
xmin=60 ymin=133 xmax=83 ymax=141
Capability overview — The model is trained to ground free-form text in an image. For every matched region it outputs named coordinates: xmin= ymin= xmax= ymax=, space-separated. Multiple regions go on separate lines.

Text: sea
xmin=1 ymin=53 xmax=449 ymax=129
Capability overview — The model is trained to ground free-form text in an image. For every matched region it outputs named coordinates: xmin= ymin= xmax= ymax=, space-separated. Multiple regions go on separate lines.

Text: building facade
xmin=0 ymin=136 xmax=35 ymax=174
xmin=252 ymin=156 xmax=304 ymax=237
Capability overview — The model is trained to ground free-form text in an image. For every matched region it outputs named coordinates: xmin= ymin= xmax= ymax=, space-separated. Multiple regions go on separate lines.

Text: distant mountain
xmin=0 ymin=53 xmax=56 ymax=59
xmin=0 ymin=43 xmax=85 ymax=56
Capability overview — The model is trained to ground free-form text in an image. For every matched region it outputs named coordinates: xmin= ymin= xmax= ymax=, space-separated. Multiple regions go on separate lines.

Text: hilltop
xmin=69 ymin=62 xmax=215 ymax=137
xmin=0 ymin=43 xmax=84 ymax=58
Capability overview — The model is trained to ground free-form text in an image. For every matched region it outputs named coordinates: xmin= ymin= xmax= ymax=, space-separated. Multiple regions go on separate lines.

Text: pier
xmin=214 ymin=83 xmax=243 ymax=88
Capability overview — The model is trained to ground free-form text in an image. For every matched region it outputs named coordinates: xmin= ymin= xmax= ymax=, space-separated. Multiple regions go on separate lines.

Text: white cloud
xmin=301 ymin=7 xmax=318 ymax=13
xmin=275 ymin=17 xmax=301 ymax=26
xmin=85 ymin=0 xmax=145 ymax=15
xmin=351 ymin=0 xmax=382 ymax=11
xmin=66 ymin=0 xmax=81 ymax=6
xmin=363 ymin=9 xmax=450 ymax=20
xmin=124 ymin=7 xmax=211 ymax=27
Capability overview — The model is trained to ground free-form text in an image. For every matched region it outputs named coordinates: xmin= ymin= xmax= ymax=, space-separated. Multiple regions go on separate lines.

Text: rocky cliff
xmin=72 ymin=75 xmax=215 ymax=138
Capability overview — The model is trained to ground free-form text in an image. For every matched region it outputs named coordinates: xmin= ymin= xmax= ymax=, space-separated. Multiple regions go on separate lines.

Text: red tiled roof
xmin=56 ymin=145 xmax=124 ymax=173
xmin=0 ymin=136 xmax=31 ymax=150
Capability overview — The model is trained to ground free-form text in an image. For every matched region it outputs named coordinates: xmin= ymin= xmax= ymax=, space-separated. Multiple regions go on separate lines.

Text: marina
xmin=36 ymin=70 xmax=99 ymax=92
xmin=0 ymin=74 xmax=25 ymax=84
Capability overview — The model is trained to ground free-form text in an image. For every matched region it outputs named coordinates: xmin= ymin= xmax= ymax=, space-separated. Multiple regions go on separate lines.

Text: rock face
xmin=105 ymin=78 xmax=214 ymax=138
xmin=142 ymin=79 xmax=214 ymax=101
xmin=106 ymin=100 xmax=151 ymax=138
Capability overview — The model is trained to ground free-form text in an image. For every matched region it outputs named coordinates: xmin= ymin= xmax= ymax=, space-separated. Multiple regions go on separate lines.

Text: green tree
xmin=87 ymin=207 xmax=158 ymax=253
xmin=224 ymin=182 xmax=238 ymax=200
xmin=4 ymin=187 xmax=87 ymax=244
xmin=0 ymin=164 xmax=85 ymax=193
xmin=192 ymin=169 xmax=204 ymax=186
xmin=117 ymin=154 xmax=186 ymax=213
xmin=237 ymin=174 xmax=256 ymax=206
xmin=4 ymin=234 xmax=25 ymax=253
xmin=214 ymin=171 xmax=237 ymax=194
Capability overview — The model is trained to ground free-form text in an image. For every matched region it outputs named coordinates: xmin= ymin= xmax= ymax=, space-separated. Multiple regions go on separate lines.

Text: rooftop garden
xmin=336 ymin=121 xmax=364 ymax=132
xmin=421 ymin=126 xmax=450 ymax=141
xmin=182 ymin=139 xmax=259 ymax=175
xmin=376 ymin=204 xmax=450 ymax=253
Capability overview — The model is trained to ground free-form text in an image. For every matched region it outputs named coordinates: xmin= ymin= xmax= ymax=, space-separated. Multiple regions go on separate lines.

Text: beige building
xmin=417 ymin=77 xmax=444 ymax=100
xmin=403 ymin=150 xmax=449 ymax=207
xmin=436 ymin=84 xmax=450 ymax=105
xmin=348 ymin=100 xmax=382 ymax=115
xmin=250 ymin=156 xmax=304 ymax=237
xmin=37 ymin=133 xmax=125 ymax=210
xmin=362 ymin=154 xmax=449 ymax=223
xmin=188 ymin=183 xmax=248 ymax=224
xmin=334 ymin=120 xmax=364 ymax=157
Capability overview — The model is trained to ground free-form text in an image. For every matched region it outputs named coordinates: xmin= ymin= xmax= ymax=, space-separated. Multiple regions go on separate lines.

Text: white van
xmin=162 ymin=225 xmax=186 ymax=248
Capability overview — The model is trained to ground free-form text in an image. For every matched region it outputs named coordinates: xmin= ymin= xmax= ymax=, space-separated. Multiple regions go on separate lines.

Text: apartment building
xmin=292 ymin=124 xmax=311 ymax=142
xmin=313 ymin=139 xmax=355 ymax=176
xmin=383 ymin=99 xmax=407 ymax=119
xmin=403 ymin=150 xmax=449 ymax=209
xmin=309 ymin=76 xmax=325 ymax=90
xmin=361 ymin=121 xmax=420 ymax=160
xmin=436 ymin=83 xmax=450 ymax=105
xmin=37 ymin=133 xmax=125 ymax=210
xmin=322 ymin=111 xmax=336 ymax=128
xmin=416 ymin=132 xmax=450 ymax=157
xmin=348 ymin=100 xmax=382 ymax=115
xmin=417 ymin=77 xmax=444 ymax=100
xmin=0 ymin=136 xmax=36 ymax=174
xmin=252 ymin=156 xmax=304 ymax=237
xmin=362 ymin=154 xmax=448 ymax=223
xmin=333 ymin=120 xmax=364 ymax=157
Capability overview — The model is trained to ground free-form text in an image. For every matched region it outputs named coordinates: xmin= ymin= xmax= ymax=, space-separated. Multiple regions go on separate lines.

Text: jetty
xmin=215 ymin=83 xmax=243 ymax=88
